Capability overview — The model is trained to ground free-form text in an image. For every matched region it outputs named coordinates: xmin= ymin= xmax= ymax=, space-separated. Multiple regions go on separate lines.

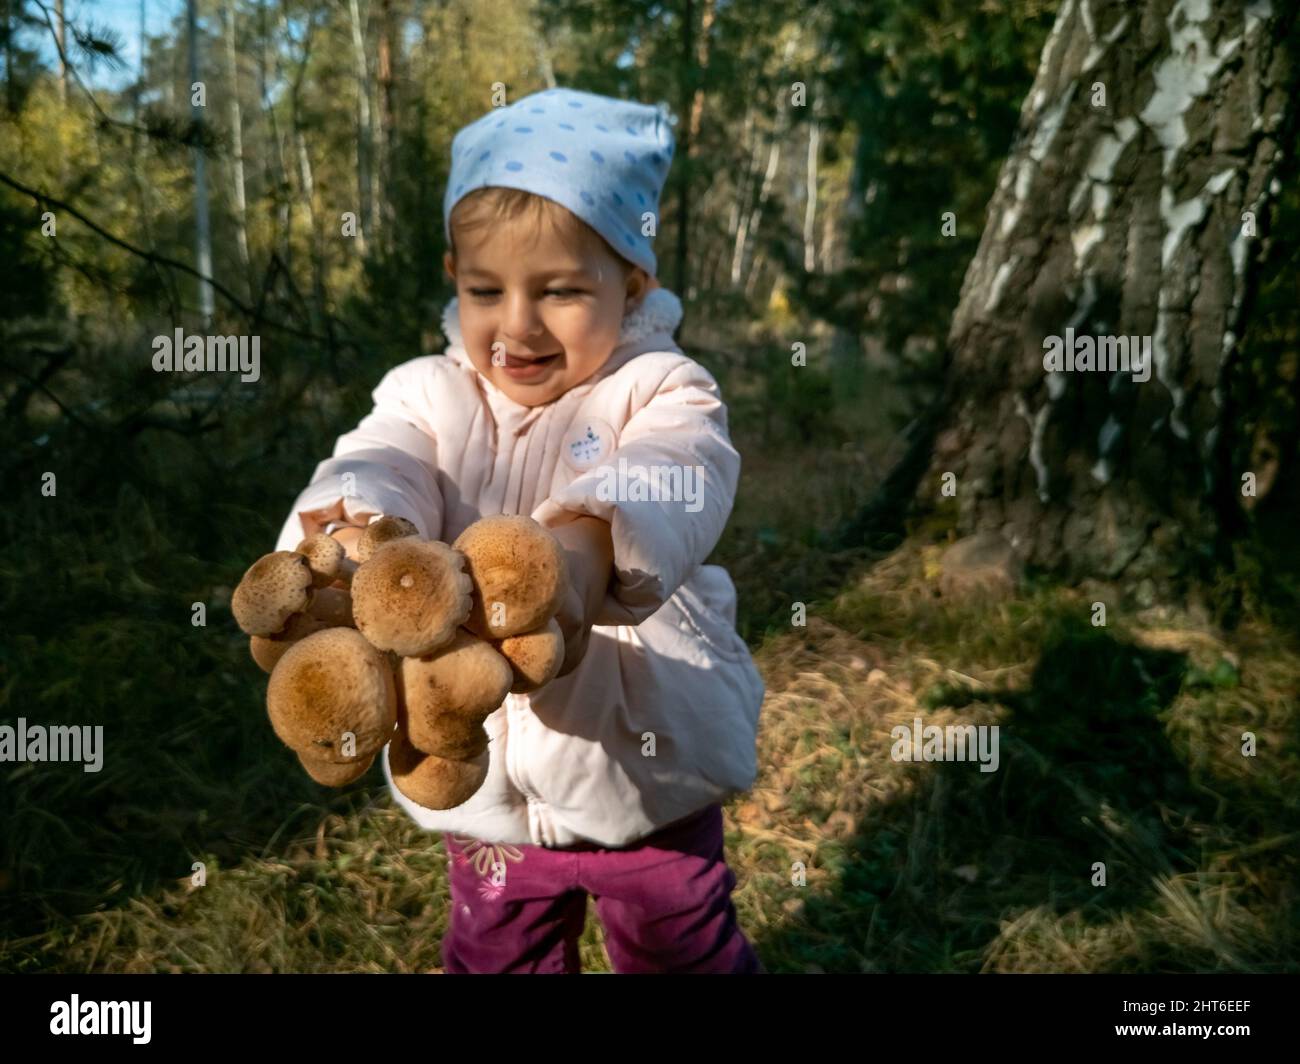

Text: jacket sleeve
xmin=273 ymin=362 xmax=445 ymax=552
xmin=531 ymin=358 xmax=739 ymax=625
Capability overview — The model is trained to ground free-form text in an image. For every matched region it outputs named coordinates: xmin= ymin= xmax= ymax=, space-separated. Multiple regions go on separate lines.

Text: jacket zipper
xmin=504 ymin=695 xmax=539 ymax=805
xmin=505 ymin=695 xmax=554 ymax=846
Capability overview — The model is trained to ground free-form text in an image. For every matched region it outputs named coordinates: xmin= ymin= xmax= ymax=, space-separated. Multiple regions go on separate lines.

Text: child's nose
xmin=501 ymin=294 xmax=545 ymax=343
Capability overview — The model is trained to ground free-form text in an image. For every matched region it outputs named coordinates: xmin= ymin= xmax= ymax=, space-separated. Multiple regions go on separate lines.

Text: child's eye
xmin=465 ymin=287 xmax=581 ymax=300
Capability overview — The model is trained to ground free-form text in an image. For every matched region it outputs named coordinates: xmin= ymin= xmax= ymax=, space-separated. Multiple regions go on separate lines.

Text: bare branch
xmin=0 ymin=170 xmax=339 ymax=345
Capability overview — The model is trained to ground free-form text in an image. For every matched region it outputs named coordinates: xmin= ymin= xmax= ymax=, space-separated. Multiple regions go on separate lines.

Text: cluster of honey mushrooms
xmin=232 ymin=515 xmax=568 ymax=810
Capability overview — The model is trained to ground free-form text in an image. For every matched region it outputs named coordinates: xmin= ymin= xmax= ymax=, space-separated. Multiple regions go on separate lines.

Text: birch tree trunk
xmin=535 ymin=20 xmax=557 ymax=89
xmin=222 ymin=1 xmax=251 ymax=288
xmin=375 ymin=0 xmax=398 ymax=252
xmin=347 ymin=0 xmax=372 ymax=256
xmin=728 ymin=107 xmax=762 ymax=285
xmin=187 ymin=0 xmax=215 ymax=324
xmin=920 ymin=0 xmax=1298 ymax=589
xmin=736 ymin=117 xmax=783 ymax=289
xmin=261 ymin=0 xmax=292 ymax=268
xmin=803 ymin=91 xmax=820 ymax=273
xmin=731 ymin=33 xmax=796 ymax=290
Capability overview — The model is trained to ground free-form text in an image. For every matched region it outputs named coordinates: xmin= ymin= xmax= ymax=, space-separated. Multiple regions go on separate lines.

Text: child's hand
xmin=552 ymin=582 xmax=591 ymax=676
xmin=329 ymin=525 xmax=365 ymax=563
xmin=547 ymin=516 xmax=614 ymax=675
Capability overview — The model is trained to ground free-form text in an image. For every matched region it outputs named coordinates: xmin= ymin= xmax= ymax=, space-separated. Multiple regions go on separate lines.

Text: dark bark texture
xmin=927 ymin=0 xmax=1299 ymax=589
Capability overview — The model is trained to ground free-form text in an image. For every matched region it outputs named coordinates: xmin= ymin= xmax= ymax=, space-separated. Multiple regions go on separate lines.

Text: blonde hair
xmin=448 ymin=187 xmax=635 ymax=277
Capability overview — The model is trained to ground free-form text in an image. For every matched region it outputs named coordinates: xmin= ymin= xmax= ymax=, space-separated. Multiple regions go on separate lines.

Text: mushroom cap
xmin=266 ymin=628 xmax=397 ymax=760
xmin=358 ymin=515 xmax=420 ymax=562
xmin=453 ymin=515 xmax=568 ymax=639
xmin=232 ymin=551 xmax=314 ymax=636
xmin=296 ymin=749 xmax=374 ymax=786
xmin=295 ymin=533 xmax=352 ymax=588
xmin=351 ymin=539 xmax=473 ymax=657
xmin=249 ymin=613 xmax=329 ymax=674
xmin=398 ymin=631 xmax=511 ymax=757
xmin=497 ymin=618 xmax=565 ymax=693
xmin=388 ymin=730 xmax=488 ymax=810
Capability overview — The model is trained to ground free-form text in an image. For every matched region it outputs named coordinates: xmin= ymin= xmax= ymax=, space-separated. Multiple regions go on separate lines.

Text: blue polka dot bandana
xmin=443 ymin=87 xmax=676 ymax=277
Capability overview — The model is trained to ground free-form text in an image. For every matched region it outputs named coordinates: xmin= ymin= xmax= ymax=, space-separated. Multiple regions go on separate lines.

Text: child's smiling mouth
xmin=501 ymin=351 xmax=561 ymax=381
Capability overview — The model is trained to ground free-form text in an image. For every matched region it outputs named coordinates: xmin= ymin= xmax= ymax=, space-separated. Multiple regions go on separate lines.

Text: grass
xmin=736 ymin=549 xmax=1299 ymax=973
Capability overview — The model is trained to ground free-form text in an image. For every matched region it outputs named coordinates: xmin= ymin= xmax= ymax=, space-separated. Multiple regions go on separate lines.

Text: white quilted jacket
xmin=273 ymin=287 xmax=764 ymax=847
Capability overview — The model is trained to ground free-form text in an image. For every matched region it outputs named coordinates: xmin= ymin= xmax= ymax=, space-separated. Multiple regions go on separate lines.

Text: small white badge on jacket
xmin=562 ymin=418 xmax=616 ymax=472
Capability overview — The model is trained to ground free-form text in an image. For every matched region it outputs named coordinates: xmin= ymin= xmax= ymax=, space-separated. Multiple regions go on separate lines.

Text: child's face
xmin=445 ymin=212 xmax=650 ymax=407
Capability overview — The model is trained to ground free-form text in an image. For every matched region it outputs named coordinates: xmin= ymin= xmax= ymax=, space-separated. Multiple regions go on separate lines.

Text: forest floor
xmin=2 ymin=432 xmax=1297 ymax=973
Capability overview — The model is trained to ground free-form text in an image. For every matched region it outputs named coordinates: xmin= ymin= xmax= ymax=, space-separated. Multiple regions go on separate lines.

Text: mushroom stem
xmin=296 ymin=533 xmax=360 ymax=588
xmin=357 ymin=515 xmax=421 ymax=562
xmin=306 ymin=586 xmax=355 ymax=628
xmin=398 ymin=630 xmax=512 ymax=757
xmin=497 ymin=618 xmax=565 ymax=693
xmin=249 ymin=613 xmax=329 ymax=674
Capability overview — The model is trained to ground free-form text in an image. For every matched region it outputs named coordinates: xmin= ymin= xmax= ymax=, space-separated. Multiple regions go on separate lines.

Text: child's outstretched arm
xmin=273 ymin=361 xmax=445 ymax=552
xmin=533 ymin=357 xmax=739 ymax=628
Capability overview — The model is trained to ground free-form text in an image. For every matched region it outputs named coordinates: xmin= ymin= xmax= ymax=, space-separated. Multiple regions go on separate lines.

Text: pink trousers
xmin=440 ymin=803 xmax=763 ymax=974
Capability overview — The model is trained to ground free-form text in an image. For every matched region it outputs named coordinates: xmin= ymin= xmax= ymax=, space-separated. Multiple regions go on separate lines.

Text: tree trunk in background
xmin=222 ymin=1 xmax=251 ymax=290
xmin=375 ymin=0 xmax=398 ymax=252
xmin=803 ymin=91 xmax=820 ymax=273
xmin=731 ymin=33 xmax=796 ymax=291
xmin=920 ymin=0 xmax=1298 ymax=592
xmin=535 ymin=19 xmax=557 ymax=88
xmin=284 ymin=15 xmax=326 ymax=336
xmin=672 ymin=0 xmax=715 ymax=297
xmin=261 ymin=0 xmax=292 ymax=270
xmin=673 ymin=0 xmax=694 ymax=297
xmin=186 ymin=0 xmax=215 ymax=324
xmin=728 ymin=105 xmax=760 ymax=284
xmin=347 ymin=0 xmax=373 ymax=256
xmin=688 ymin=0 xmax=714 ymax=138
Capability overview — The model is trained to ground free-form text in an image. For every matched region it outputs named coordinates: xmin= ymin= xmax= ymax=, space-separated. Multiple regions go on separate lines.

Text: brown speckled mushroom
xmin=453 ymin=515 xmax=568 ymax=639
xmin=232 ymin=551 xmax=315 ymax=637
xmin=398 ymin=630 xmax=512 ymax=758
xmin=297 ymin=749 xmax=375 ymax=787
xmin=295 ymin=533 xmax=359 ymax=588
xmin=249 ymin=612 xmax=330 ymax=674
xmin=388 ymin=729 xmax=488 ymax=810
xmin=357 ymin=515 xmax=420 ymax=562
xmin=496 ymin=618 xmax=565 ymax=694
xmin=266 ymin=628 xmax=397 ymax=762
xmin=350 ymin=539 xmax=472 ymax=657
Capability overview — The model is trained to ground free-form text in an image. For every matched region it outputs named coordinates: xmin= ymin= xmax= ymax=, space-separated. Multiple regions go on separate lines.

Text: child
xmin=273 ymin=87 xmax=765 ymax=974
